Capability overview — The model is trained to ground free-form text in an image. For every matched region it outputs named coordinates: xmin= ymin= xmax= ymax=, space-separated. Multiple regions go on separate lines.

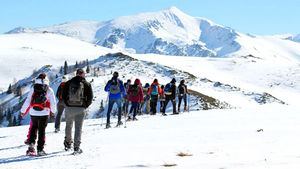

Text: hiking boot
xmin=162 ymin=113 xmax=167 ymax=116
xmin=184 ymin=106 xmax=188 ymax=112
xmin=64 ymin=140 xmax=72 ymax=151
xmin=105 ymin=123 xmax=111 ymax=129
xmin=73 ymin=147 xmax=83 ymax=155
xmin=54 ymin=128 xmax=60 ymax=133
xmin=172 ymin=112 xmax=179 ymax=115
xmin=37 ymin=150 xmax=47 ymax=156
xmin=133 ymin=117 xmax=138 ymax=121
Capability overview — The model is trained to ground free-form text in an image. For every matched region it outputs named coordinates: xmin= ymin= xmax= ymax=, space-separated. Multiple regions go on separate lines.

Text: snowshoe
xmin=162 ymin=113 xmax=167 ymax=116
xmin=133 ymin=117 xmax=138 ymax=121
xmin=37 ymin=150 xmax=47 ymax=156
xmin=126 ymin=117 xmax=132 ymax=122
xmin=26 ymin=146 xmax=36 ymax=156
xmin=72 ymin=147 xmax=83 ymax=155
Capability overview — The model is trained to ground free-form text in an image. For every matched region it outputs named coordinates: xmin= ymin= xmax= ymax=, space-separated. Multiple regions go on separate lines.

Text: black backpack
xmin=67 ymin=81 xmax=85 ymax=107
xmin=129 ymin=85 xmax=139 ymax=97
xmin=178 ymin=84 xmax=186 ymax=95
xmin=31 ymin=84 xmax=48 ymax=111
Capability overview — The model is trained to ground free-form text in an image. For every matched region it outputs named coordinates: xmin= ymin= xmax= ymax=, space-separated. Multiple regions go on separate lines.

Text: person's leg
xmin=37 ymin=116 xmax=48 ymax=152
xmin=29 ymin=116 xmax=38 ymax=145
xmin=106 ymin=99 xmax=114 ymax=124
xmin=178 ymin=97 xmax=182 ymax=112
xmin=55 ymin=101 xmax=64 ymax=130
xmin=116 ymin=99 xmax=123 ymax=123
xmin=153 ymin=99 xmax=157 ymax=115
xmin=64 ymin=108 xmax=75 ymax=145
xmin=74 ymin=108 xmax=85 ymax=149
xmin=172 ymin=99 xmax=177 ymax=114
xmin=183 ymin=94 xmax=187 ymax=111
xmin=132 ymin=102 xmax=138 ymax=119
xmin=163 ymin=98 xmax=170 ymax=114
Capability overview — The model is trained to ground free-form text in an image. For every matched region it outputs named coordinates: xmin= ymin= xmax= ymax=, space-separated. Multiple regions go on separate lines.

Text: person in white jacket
xmin=21 ymin=73 xmax=56 ymax=156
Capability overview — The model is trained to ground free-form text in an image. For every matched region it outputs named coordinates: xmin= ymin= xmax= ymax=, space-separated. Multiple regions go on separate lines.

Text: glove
xmin=50 ymin=112 xmax=55 ymax=117
xmin=20 ymin=112 xmax=25 ymax=117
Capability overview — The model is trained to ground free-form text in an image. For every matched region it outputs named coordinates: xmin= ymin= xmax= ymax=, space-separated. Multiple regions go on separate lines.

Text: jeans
xmin=106 ymin=98 xmax=122 ymax=124
xmin=178 ymin=94 xmax=187 ymax=111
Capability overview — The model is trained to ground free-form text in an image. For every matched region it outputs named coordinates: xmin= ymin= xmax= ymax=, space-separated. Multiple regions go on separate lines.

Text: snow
xmin=0 ymin=104 xmax=300 ymax=169
xmin=0 ymin=33 xmax=115 ymax=91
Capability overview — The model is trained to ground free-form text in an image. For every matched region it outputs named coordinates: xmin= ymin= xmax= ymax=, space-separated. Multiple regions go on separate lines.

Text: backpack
xmin=151 ymin=85 xmax=158 ymax=95
xmin=109 ymin=80 xmax=121 ymax=94
xmin=164 ymin=83 xmax=172 ymax=95
xmin=178 ymin=84 xmax=186 ymax=96
xmin=31 ymin=84 xmax=48 ymax=111
xmin=67 ymin=81 xmax=85 ymax=106
xmin=129 ymin=85 xmax=139 ymax=97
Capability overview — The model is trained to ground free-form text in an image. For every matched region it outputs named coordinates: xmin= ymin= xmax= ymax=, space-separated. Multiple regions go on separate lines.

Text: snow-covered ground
xmin=0 ymin=103 xmax=300 ymax=169
xmin=0 ymin=33 xmax=115 ymax=91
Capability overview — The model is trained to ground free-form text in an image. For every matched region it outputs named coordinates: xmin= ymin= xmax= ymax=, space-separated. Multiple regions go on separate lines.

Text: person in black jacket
xmin=178 ymin=80 xmax=188 ymax=112
xmin=54 ymin=76 xmax=67 ymax=133
xmin=62 ymin=69 xmax=93 ymax=154
xmin=162 ymin=78 xmax=178 ymax=115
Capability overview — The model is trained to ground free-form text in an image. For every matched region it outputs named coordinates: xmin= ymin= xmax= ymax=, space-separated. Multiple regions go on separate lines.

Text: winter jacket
xmin=127 ymin=79 xmax=144 ymax=103
xmin=148 ymin=82 xmax=162 ymax=96
xmin=165 ymin=82 xmax=176 ymax=100
xmin=178 ymin=83 xmax=188 ymax=97
xmin=62 ymin=76 xmax=93 ymax=108
xmin=56 ymin=82 xmax=65 ymax=101
xmin=21 ymin=87 xmax=57 ymax=116
xmin=104 ymin=78 xmax=126 ymax=100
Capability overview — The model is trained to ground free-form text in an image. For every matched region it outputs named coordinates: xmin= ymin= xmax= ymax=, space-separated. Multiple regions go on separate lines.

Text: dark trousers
xmin=106 ymin=98 xmax=122 ymax=124
xmin=178 ymin=95 xmax=187 ymax=111
xmin=29 ymin=115 xmax=48 ymax=151
xmin=160 ymin=100 xmax=165 ymax=112
xmin=55 ymin=100 xmax=65 ymax=129
xmin=150 ymin=95 xmax=158 ymax=115
xmin=129 ymin=102 xmax=140 ymax=118
xmin=163 ymin=98 xmax=176 ymax=114
xmin=123 ymin=99 xmax=130 ymax=114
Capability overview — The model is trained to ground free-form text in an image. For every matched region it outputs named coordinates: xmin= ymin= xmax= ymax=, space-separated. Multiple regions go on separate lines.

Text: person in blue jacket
xmin=104 ymin=71 xmax=126 ymax=128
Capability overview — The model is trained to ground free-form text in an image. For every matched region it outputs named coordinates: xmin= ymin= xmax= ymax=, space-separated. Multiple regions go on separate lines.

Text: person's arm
xmin=20 ymin=88 xmax=34 ymax=117
xmin=48 ymin=88 xmax=57 ymax=116
xmin=56 ymin=85 xmax=61 ymax=99
xmin=147 ymin=85 xmax=152 ymax=95
xmin=104 ymin=80 xmax=112 ymax=92
xmin=85 ymin=82 xmax=93 ymax=108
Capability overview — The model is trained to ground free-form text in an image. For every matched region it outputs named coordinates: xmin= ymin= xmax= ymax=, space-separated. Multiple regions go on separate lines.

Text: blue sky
xmin=0 ymin=0 xmax=299 ymax=35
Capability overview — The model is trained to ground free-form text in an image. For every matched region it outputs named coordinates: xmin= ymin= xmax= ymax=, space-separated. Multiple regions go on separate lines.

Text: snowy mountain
xmin=6 ymin=7 xmax=300 ymax=61
xmin=286 ymin=34 xmax=300 ymax=43
xmin=4 ymin=7 xmax=240 ymax=57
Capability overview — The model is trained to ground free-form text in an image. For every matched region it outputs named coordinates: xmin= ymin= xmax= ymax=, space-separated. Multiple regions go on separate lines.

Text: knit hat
xmin=171 ymin=78 xmax=176 ymax=83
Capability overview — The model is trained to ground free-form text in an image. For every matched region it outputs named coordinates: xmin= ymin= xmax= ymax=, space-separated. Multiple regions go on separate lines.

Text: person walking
xmin=148 ymin=79 xmax=162 ymax=115
xmin=54 ymin=76 xmax=67 ymax=133
xmin=127 ymin=79 xmax=144 ymax=121
xmin=178 ymin=80 xmax=188 ymax=112
xmin=104 ymin=71 xmax=126 ymax=128
xmin=159 ymin=85 xmax=166 ymax=115
xmin=62 ymin=69 xmax=93 ymax=154
xmin=162 ymin=78 xmax=177 ymax=115
xmin=21 ymin=73 xmax=56 ymax=156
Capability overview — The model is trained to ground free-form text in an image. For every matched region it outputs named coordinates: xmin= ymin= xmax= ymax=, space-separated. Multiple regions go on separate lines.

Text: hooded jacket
xmin=127 ymin=79 xmax=144 ymax=103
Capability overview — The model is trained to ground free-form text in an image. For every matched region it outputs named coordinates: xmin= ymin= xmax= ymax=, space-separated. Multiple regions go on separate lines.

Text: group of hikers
xmin=20 ymin=68 xmax=189 ymax=156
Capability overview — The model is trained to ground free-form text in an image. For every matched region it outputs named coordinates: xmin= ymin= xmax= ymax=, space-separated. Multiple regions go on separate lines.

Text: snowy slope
xmin=0 ymin=104 xmax=300 ymax=169
xmin=0 ymin=33 xmax=115 ymax=91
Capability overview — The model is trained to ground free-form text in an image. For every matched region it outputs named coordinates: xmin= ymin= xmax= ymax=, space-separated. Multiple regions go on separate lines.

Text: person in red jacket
xmin=148 ymin=79 xmax=162 ymax=115
xmin=54 ymin=76 xmax=67 ymax=133
xmin=127 ymin=79 xmax=144 ymax=121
